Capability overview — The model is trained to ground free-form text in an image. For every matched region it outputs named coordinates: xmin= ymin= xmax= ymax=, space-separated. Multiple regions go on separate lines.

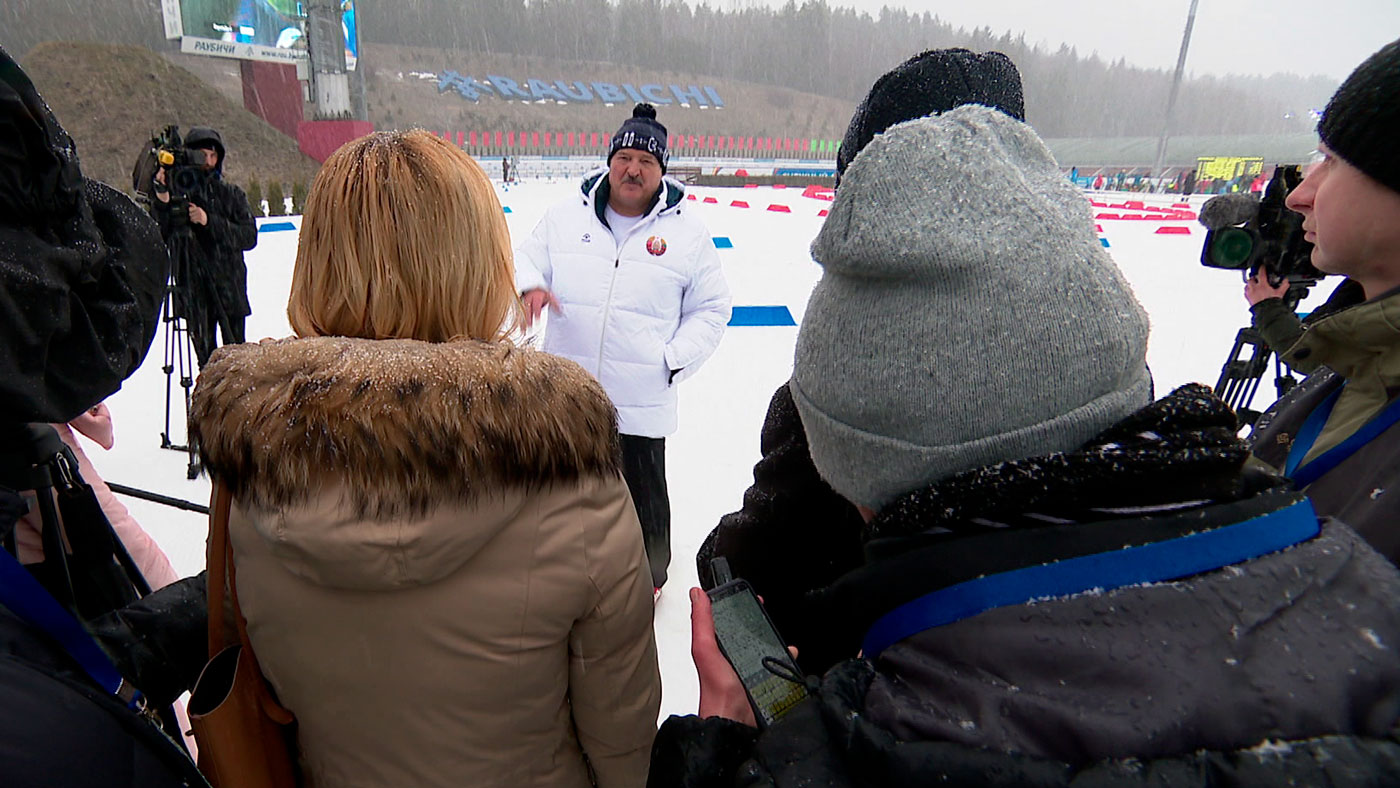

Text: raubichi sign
xmin=437 ymin=71 xmax=724 ymax=107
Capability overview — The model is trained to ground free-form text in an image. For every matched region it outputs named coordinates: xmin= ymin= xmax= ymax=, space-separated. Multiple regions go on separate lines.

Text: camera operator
xmin=1249 ymin=38 xmax=1400 ymax=563
xmin=150 ymin=127 xmax=258 ymax=366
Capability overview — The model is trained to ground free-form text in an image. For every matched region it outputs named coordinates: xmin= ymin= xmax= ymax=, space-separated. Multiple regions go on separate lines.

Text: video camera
xmin=131 ymin=125 xmax=208 ymax=212
xmin=1199 ymin=165 xmax=1322 ymax=307
xmin=1198 ymin=164 xmax=1327 ymax=427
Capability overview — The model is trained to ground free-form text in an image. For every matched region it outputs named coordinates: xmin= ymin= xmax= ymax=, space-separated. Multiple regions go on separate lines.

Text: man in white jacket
xmin=515 ymin=103 xmax=732 ymax=596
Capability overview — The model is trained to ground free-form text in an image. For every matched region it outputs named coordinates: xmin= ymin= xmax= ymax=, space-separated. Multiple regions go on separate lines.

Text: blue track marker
xmin=712 ymin=236 xmax=733 ymax=248
xmin=729 ymin=306 xmax=796 ymax=327
xmin=259 ymin=222 xmax=296 ymax=232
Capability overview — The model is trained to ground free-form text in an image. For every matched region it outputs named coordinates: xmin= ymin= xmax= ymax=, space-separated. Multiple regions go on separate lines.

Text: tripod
xmin=1213 ymin=278 xmax=1312 ymax=429
xmin=158 ymin=200 xmax=234 ymax=480
xmin=159 ymin=208 xmax=202 ymax=480
xmin=1212 ymin=325 xmax=1300 ymax=429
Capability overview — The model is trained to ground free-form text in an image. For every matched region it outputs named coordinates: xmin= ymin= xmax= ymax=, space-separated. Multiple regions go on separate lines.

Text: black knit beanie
xmin=609 ymin=103 xmax=669 ymax=173
xmin=1319 ymin=38 xmax=1400 ymax=195
xmin=836 ymin=48 xmax=1025 ymax=180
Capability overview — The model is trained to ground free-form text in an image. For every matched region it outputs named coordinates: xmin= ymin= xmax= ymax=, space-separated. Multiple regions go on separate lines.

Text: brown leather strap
xmin=206 ymin=482 xmax=232 ymax=659
xmin=207 ymin=482 xmax=293 ymax=724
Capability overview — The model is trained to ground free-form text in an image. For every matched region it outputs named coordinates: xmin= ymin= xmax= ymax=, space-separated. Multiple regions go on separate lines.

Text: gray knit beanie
xmin=792 ymin=105 xmax=1152 ymax=510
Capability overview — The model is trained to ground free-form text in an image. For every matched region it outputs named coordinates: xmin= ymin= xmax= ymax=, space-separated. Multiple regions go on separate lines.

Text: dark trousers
xmin=620 ymin=434 xmax=670 ymax=588
xmin=192 ymin=309 xmax=245 ymax=367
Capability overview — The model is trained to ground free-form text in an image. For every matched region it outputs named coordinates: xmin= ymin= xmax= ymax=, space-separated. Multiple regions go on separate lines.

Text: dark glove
xmin=648 ymin=714 xmax=759 ymax=788
xmin=89 ymin=572 xmax=208 ymax=708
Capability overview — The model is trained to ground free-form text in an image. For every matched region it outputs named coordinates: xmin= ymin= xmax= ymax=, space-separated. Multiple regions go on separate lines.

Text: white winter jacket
xmin=515 ymin=170 xmax=731 ymax=437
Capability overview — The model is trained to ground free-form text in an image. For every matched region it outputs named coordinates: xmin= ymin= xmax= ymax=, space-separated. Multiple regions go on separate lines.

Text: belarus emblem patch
xmin=646 ymin=236 xmax=668 ymax=256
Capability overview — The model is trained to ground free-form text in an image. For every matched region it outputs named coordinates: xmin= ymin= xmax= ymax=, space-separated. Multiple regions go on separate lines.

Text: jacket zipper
xmin=594 ymin=191 xmax=670 ymax=374
xmin=597 ymin=251 xmax=621 ymax=373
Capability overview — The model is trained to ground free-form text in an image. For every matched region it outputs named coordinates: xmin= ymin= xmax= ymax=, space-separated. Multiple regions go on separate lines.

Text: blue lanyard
xmin=1285 ymin=387 xmax=1400 ymax=488
xmin=861 ymin=499 xmax=1319 ymax=660
xmin=0 ymin=546 xmax=148 ymax=713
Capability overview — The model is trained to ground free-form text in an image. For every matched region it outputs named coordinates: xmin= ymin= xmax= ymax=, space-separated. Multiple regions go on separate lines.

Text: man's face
xmin=1286 ymin=144 xmax=1400 ymax=288
xmin=194 ymin=147 xmax=219 ymax=171
xmin=607 ymin=148 xmax=662 ymax=216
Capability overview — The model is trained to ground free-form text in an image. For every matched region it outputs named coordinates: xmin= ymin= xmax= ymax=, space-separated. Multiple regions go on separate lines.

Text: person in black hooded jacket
xmin=0 ymin=50 xmax=167 ymax=426
xmin=0 ymin=46 xmax=209 ymax=787
xmin=652 ymin=50 xmax=1400 ymax=788
xmin=148 ymin=126 xmax=258 ymax=366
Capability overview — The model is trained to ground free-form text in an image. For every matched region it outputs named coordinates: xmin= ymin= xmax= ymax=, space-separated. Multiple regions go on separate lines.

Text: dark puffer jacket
xmin=149 ymin=126 xmax=257 ymax=323
xmin=697 ymin=384 xmax=864 ymax=675
xmin=659 ymin=384 xmax=1400 ymax=786
xmin=0 ymin=45 xmax=167 ymax=424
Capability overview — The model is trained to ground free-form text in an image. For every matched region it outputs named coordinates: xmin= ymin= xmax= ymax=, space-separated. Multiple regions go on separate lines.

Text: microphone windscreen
xmin=1198 ymin=193 xmax=1261 ymax=230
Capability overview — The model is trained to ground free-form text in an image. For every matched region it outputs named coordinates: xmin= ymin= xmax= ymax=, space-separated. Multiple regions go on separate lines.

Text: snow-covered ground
xmin=81 ymin=179 xmax=1331 ymax=723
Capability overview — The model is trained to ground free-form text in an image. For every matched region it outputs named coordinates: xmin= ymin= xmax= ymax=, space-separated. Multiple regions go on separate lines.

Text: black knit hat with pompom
xmin=837 ymin=49 xmax=1025 ymax=181
xmin=1319 ymin=38 xmax=1400 ymax=195
xmin=609 ymin=103 xmax=669 ymax=173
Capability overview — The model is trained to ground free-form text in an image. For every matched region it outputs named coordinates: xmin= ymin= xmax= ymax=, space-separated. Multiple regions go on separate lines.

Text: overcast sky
xmin=808 ymin=0 xmax=1398 ymax=82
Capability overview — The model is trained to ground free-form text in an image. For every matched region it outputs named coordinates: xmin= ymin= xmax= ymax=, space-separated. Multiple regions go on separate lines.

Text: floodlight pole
xmin=305 ymin=0 xmax=351 ymax=120
xmin=1152 ymin=0 xmax=1199 ymax=191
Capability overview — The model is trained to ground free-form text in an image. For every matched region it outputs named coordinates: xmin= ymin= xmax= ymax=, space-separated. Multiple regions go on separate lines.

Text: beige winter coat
xmin=192 ymin=337 xmax=661 ymax=788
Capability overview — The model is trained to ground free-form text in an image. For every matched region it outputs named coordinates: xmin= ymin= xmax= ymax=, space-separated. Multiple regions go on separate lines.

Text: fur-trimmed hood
xmin=191 ymin=337 xmax=623 ymax=588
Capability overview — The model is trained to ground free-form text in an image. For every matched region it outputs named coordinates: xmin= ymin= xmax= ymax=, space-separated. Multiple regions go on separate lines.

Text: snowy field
xmin=81 ymin=178 xmax=1332 ymax=723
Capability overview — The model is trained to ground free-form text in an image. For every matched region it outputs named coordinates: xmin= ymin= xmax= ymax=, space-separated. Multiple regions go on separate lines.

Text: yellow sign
xmin=1196 ymin=156 xmax=1264 ymax=180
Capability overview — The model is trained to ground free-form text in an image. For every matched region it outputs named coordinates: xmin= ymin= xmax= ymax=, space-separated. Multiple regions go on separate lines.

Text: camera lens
xmin=1208 ymin=227 xmax=1255 ymax=270
xmin=173 ymin=168 xmax=199 ymax=194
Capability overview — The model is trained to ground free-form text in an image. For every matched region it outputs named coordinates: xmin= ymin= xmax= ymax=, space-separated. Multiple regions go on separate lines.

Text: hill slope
xmin=21 ymin=42 xmax=321 ymax=194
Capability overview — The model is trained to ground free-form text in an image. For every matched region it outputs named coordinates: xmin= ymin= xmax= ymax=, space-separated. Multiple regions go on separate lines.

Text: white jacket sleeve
xmin=663 ymin=236 xmax=731 ymax=383
xmin=513 ymin=214 xmax=553 ymax=295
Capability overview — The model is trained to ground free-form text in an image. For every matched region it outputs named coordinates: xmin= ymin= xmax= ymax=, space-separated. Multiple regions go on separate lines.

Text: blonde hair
xmin=288 ymin=130 xmax=523 ymax=342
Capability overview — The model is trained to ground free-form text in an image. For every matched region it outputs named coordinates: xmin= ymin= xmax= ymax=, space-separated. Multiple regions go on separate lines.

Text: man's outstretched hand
xmin=522 ymin=288 xmax=561 ymax=327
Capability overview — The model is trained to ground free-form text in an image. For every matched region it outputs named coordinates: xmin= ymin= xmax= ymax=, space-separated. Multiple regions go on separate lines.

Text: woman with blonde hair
xmin=190 ymin=130 xmax=661 ymax=787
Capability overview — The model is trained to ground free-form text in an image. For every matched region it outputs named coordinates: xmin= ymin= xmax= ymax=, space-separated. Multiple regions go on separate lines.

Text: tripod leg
xmin=161 ymin=284 xmax=176 ymax=448
xmin=1214 ymin=326 xmax=1273 ymax=429
xmin=181 ymin=312 xmax=199 ymax=479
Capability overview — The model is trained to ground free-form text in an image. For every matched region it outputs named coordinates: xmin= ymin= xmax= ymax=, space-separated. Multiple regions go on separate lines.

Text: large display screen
xmin=165 ymin=0 xmax=358 ymax=69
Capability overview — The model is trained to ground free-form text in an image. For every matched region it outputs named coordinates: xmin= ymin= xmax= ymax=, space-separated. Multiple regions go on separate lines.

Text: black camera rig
xmin=133 ymin=125 xmax=209 ymax=214
xmin=131 ymin=125 xmax=229 ymax=478
xmin=1201 ymin=165 xmax=1322 ymax=301
xmin=1199 ymin=165 xmax=1321 ymax=427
